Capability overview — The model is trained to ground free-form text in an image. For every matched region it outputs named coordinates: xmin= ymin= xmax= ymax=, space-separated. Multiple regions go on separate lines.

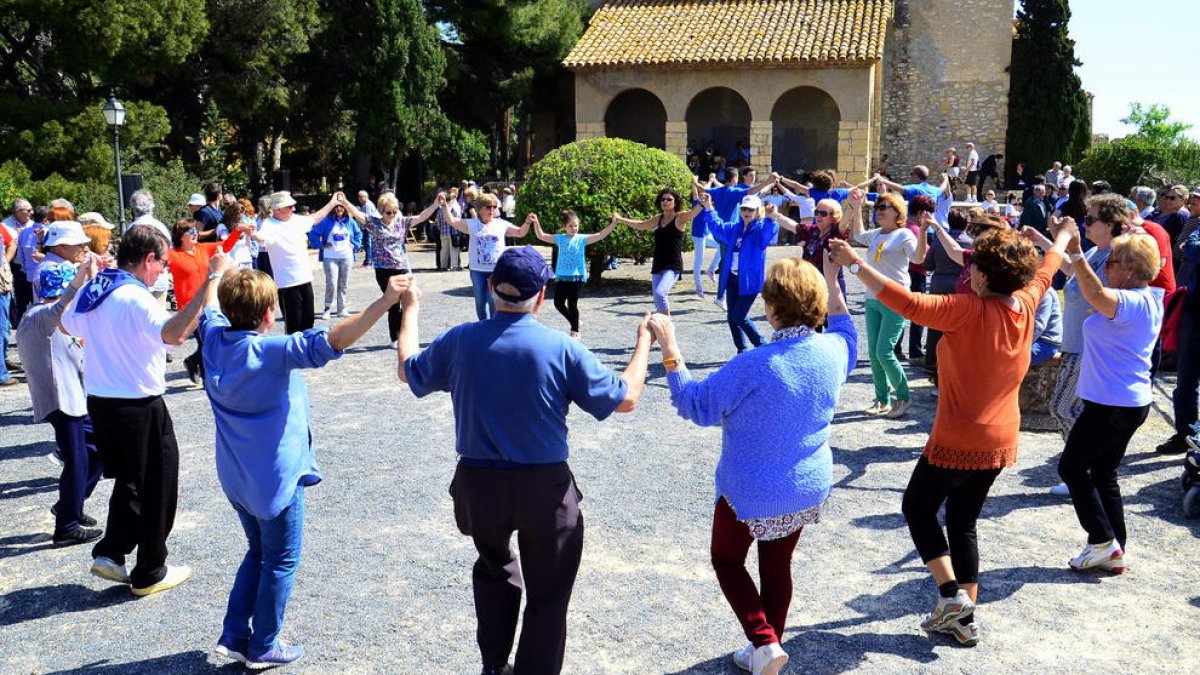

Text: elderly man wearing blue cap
xmin=396 ymin=246 xmax=653 ymax=675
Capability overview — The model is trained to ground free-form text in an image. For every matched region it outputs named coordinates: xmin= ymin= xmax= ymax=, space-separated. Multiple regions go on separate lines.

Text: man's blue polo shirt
xmin=405 ymin=312 xmax=628 ymax=464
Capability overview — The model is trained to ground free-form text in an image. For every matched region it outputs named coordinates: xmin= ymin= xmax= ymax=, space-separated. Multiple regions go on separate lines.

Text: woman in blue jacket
xmin=697 ymin=192 xmax=787 ymax=353
xmin=308 ymin=203 xmax=362 ymax=319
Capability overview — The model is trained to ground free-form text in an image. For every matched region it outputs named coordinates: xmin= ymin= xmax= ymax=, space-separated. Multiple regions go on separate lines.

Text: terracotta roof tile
xmin=565 ymin=0 xmax=893 ymax=71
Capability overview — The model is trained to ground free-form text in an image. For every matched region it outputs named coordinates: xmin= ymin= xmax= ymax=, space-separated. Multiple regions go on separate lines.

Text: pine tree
xmin=1005 ymin=0 xmax=1091 ymax=180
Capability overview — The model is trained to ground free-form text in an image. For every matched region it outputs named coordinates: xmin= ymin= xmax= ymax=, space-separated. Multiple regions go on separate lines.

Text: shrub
xmin=1074 ymin=140 xmax=1200 ymax=195
xmin=517 ymin=137 xmax=694 ymax=280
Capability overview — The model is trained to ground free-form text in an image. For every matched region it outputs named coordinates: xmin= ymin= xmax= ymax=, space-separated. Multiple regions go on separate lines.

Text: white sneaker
xmin=715 ymin=298 xmax=727 ymax=311
xmin=937 ymin=619 xmax=981 ymax=646
xmin=1049 ymin=483 xmax=1071 ymax=496
xmin=336 ymin=309 xmax=351 ymax=317
xmin=1069 ymin=539 xmax=1125 ymax=573
xmin=388 ymin=340 xmax=398 ymax=350
xmin=705 ymin=269 xmax=716 ymax=283
xmin=91 ymin=556 xmax=131 ymax=584
xmin=865 ymin=400 xmax=891 ymax=415
xmin=921 ymin=589 xmax=975 ymax=631
xmin=131 ymin=564 xmax=193 ymax=596
xmin=751 ymin=643 xmax=788 ymax=675
xmin=319 ymin=310 xmax=330 ymax=321
xmin=732 ymin=643 xmax=754 ymax=671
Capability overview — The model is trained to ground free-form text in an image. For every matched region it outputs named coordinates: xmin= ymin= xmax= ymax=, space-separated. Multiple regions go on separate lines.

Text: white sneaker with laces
xmin=388 ymin=340 xmax=398 ymax=350
xmin=1069 ymin=539 xmax=1124 ymax=573
xmin=937 ymin=619 xmax=981 ymax=646
xmin=715 ymin=298 xmax=727 ymax=311
xmin=91 ymin=556 xmax=131 ymax=584
xmin=921 ymin=589 xmax=975 ymax=631
xmin=732 ymin=643 xmax=754 ymax=671
xmin=751 ymin=643 xmax=787 ymax=675
xmin=319 ymin=309 xmax=330 ymax=321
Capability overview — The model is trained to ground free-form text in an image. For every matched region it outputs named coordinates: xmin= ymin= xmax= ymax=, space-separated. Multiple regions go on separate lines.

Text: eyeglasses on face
xmin=874 ymin=204 xmax=891 ymax=212
xmin=480 ymin=204 xmax=497 ymax=210
xmin=739 ymin=207 xmax=755 ymax=212
xmin=382 ymin=210 xmax=398 ymax=216
xmin=187 ymin=228 xmax=198 ymax=235
xmin=814 ymin=209 xmax=833 ymax=217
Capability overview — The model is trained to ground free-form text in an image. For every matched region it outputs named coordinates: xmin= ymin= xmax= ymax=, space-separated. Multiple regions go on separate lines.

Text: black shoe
xmin=1156 ymin=434 xmax=1189 ymax=455
xmin=184 ymin=356 xmax=200 ymax=384
xmin=50 ymin=505 xmax=98 ymax=527
xmin=5 ymin=360 xmax=22 ymax=372
xmin=53 ymin=527 xmax=103 ymax=547
xmin=481 ymin=666 xmax=513 ymax=675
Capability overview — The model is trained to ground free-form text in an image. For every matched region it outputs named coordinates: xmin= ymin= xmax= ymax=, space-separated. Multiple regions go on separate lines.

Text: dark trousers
xmin=183 ymin=328 xmax=204 ymax=378
xmin=1172 ymin=311 xmax=1200 ymax=435
xmin=11 ymin=262 xmax=32 ymax=327
xmin=277 ymin=282 xmax=314 ymax=335
xmin=88 ymin=395 xmax=180 ymax=588
xmin=433 ymin=228 xmax=444 ymax=269
xmin=256 ymin=252 xmax=273 ymax=278
xmin=450 ymin=462 xmax=584 ymax=675
xmin=710 ymin=497 xmax=802 ymax=648
xmin=726 ymin=273 xmax=763 ymax=352
xmin=907 ymin=271 xmax=928 ymax=356
xmin=47 ymin=411 xmax=102 ymax=535
xmin=553 ymin=281 xmax=583 ymax=333
xmin=901 ymin=456 xmax=1001 ymax=584
xmin=374 ymin=268 xmax=407 ymax=342
xmin=1058 ymin=400 xmax=1149 ymax=548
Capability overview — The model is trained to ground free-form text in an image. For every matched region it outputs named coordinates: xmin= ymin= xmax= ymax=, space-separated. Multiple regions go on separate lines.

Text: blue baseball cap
xmin=38 ymin=262 xmax=77 ymax=299
xmin=490 ymin=247 xmax=551 ymax=302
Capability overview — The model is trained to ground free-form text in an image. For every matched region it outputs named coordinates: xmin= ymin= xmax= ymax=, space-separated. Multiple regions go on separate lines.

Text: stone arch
xmin=770 ymin=87 xmax=842 ymax=176
xmin=686 ymin=87 xmax=752 ymax=166
xmin=604 ymin=89 xmax=667 ymax=150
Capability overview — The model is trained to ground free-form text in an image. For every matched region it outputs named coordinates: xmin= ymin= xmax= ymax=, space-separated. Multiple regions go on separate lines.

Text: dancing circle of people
xmin=11 ymin=162 xmax=1170 ymax=674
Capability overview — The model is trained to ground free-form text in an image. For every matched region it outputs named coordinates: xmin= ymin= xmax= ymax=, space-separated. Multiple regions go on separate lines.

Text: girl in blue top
xmin=696 ymin=192 xmax=782 ymax=353
xmin=532 ymin=209 xmax=619 ymax=338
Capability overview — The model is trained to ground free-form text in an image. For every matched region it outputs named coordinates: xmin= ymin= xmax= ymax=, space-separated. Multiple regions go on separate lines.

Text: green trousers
xmin=864 ymin=298 xmax=910 ymax=403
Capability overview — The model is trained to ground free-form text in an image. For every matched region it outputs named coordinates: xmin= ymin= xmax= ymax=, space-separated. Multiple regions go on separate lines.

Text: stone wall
xmin=881 ymin=0 xmax=1013 ymax=175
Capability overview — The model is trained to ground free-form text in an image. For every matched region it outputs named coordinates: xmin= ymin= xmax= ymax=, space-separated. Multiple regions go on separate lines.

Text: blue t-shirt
xmin=903 ymin=183 xmax=943 ymax=203
xmin=708 ymin=184 xmax=749 ymax=223
xmin=554 ymin=233 xmax=588 ymax=282
xmin=404 ymin=313 xmax=628 ymax=464
xmin=199 ymin=309 xmax=342 ymax=519
xmin=1077 ymin=286 xmax=1163 ymax=407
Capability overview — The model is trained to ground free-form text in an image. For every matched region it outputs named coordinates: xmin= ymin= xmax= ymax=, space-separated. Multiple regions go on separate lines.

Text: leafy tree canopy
xmin=1119 ymin=103 xmax=1194 ymax=147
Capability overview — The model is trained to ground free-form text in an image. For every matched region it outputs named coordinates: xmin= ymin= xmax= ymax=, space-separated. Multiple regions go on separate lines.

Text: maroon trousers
xmin=710 ymin=497 xmax=802 ymax=647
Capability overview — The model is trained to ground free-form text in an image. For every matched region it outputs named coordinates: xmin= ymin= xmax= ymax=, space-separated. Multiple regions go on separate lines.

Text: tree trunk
xmin=270 ymin=131 xmax=284 ymax=172
xmin=588 ymin=254 xmax=606 ymax=283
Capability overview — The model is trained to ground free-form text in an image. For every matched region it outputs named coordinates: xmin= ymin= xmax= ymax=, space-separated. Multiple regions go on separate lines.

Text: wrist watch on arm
xmin=848 ymin=260 xmax=862 ymax=275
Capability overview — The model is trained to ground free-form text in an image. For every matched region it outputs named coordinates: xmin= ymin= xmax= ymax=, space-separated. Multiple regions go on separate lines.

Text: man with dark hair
xmin=195 ymin=182 xmax=224 ymax=242
xmin=61 ymin=224 xmax=231 ymax=596
xmin=977 ymin=153 xmax=1004 ymax=193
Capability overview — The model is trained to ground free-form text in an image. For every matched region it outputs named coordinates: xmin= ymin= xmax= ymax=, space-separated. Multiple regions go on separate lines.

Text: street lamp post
xmin=102 ymin=94 xmax=127 ymax=231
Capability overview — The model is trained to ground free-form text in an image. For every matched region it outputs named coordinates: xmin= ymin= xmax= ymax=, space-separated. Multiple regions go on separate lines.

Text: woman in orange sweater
xmin=829 ymin=224 xmax=1070 ymax=647
xmin=169 ymin=218 xmax=243 ymax=382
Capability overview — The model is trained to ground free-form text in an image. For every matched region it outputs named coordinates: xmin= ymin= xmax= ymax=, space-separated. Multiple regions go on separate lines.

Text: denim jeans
xmin=651 ymin=270 xmax=679 ymax=312
xmin=222 ymin=487 xmax=305 ymax=656
xmin=0 ymin=293 xmax=10 ymax=382
xmin=691 ymin=235 xmax=721 ymax=296
xmin=725 ymin=273 xmax=763 ymax=352
xmin=470 ymin=270 xmax=494 ymax=320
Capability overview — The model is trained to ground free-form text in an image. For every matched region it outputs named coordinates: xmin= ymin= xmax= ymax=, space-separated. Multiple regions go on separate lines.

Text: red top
xmin=1141 ymin=221 xmax=1176 ymax=293
xmin=167 ymin=232 xmax=239 ymax=307
xmin=877 ymin=252 xmax=1061 ymax=470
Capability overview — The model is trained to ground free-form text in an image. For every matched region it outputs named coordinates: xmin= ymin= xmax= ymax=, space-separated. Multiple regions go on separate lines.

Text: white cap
xmin=739 ymin=194 xmax=762 ymax=211
xmin=268 ymin=191 xmax=297 ymax=211
xmin=187 ymin=193 xmax=206 ymax=206
xmin=77 ymin=211 xmax=115 ymax=230
xmin=43 ymin=221 xmax=91 ymax=247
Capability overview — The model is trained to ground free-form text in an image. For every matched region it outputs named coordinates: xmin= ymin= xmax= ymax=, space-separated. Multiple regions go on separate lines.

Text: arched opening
xmin=686 ymin=87 xmax=752 ymax=172
xmin=604 ymin=89 xmax=667 ymax=149
xmin=771 ymin=87 xmax=841 ymax=176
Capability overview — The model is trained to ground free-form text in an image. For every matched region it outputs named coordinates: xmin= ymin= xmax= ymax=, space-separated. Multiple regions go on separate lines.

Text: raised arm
xmin=507 ymin=213 xmax=532 ymax=238
xmin=765 ymin=203 xmax=798 ymax=232
xmin=873 ymin=173 xmax=905 ymax=193
xmin=341 ymin=194 xmax=368 ymax=224
xmin=913 ymin=212 xmax=933 ymax=264
xmin=776 ymin=173 xmax=809 ymax=195
xmin=395 ymin=280 xmax=422 ymax=383
xmin=531 ymin=214 xmax=555 ymax=244
xmin=674 ymin=202 xmax=703 ymax=230
xmin=329 ymin=273 xmax=405 ymax=351
xmin=844 ymin=188 xmax=868 ymax=240
xmin=615 ymin=213 xmax=658 ymax=231
xmin=309 ymin=193 xmax=340 ymax=224
xmin=409 ymin=200 xmax=440 ymax=225
xmin=1057 ymin=218 xmax=1120 ymax=318
xmin=745 ymin=176 xmax=775 ymax=196
xmin=219 ymin=225 xmax=243 ymax=253
xmin=162 ymin=249 xmax=231 ymax=345
xmin=585 ymin=215 xmax=620 ymax=245
xmin=440 ymin=197 xmax=471 ymax=234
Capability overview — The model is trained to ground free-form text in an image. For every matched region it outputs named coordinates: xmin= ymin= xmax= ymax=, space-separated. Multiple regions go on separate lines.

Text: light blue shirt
xmin=554 ymin=233 xmax=588 ymax=282
xmin=199 ymin=309 xmax=342 ymax=519
xmin=1061 ymin=246 xmax=1110 ymax=353
xmin=1078 ymin=286 xmax=1163 ymax=407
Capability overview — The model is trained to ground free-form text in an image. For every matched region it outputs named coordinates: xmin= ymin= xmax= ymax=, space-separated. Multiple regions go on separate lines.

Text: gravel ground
xmin=1 ymin=243 xmax=1197 ymax=674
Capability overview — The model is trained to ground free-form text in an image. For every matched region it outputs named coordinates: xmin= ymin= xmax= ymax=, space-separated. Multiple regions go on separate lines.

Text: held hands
xmin=436 ymin=193 xmax=447 ymax=205
xmin=822 ymin=250 xmax=841 ymax=284
xmin=1020 ymin=226 xmax=1053 ymax=250
xmin=699 ymin=192 xmax=713 ymax=209
xmin=826 ymin=239 xmax=859 ymax=268
xmin=917 ymin=211 xmax=936 ymax=232
xmin=637 ymin=310 xmax=655 ymax=346
xmin=73 ymin=253 xmax=102 ymax=286
xmin=395 ymin=275 xmax=421 ymax=309
xmin=383 ymin=273 xmax=414 ymax=306
xmin=847 ymin=188 xmax=866 ymax=208
xmin=646 ymin=312 xmax=676 ymax=348
xmin=764 ymin=202 xmax=777 ymax=217
xmin=208 ymin=248 xmax=232 ymax=276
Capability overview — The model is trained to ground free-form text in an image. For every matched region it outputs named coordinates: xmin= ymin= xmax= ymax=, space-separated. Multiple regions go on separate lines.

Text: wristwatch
xmin=848 ymin=261 xmax=862 ymax=275
xmin=207 ymin=271 xmax=224 ymax=281
xmin=662 ymin=357 xmax=683 ymax=370
xmin=1067 ymin=252 xmax=1085 ymax=264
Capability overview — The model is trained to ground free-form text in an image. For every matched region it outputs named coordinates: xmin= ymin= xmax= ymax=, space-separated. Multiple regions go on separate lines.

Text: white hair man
xmin=129 ymin=190 xmax=173 ymax=306
xmin=3 ymin=197 xmax=34 ymax=340
xmin=248 ymin=191 xmax=340 ymax=334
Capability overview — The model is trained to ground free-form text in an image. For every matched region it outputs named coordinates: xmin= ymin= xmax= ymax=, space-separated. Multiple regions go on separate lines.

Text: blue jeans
xmin=726 ymin=273 xmax=763 ymax=352
xmin=222 ymin=487 xmax=305 ymax=656
xmin=470 ymin=270 xmax=494 ymax=320
xmin=1030 ymin=337 xmax=1060 ymax=365
xmin=47 ymin=411 xmax=101 ymax=535
xmin=0 ymin=293 xmax=10 ymax=382
xmin=651 ymin=270 xmax=679 ymax=312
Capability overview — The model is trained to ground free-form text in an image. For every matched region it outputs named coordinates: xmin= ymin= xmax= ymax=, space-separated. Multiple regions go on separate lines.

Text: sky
xmin=1067 ymin=0 xmax=1199 ymax=140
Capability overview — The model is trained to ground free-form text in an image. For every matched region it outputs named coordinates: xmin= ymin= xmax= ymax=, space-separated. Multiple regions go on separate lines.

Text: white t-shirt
xmin=61 ymin=283 xmax=170 ymax=398
xmin=130 ymin=214 xmax=173 ymax=292
xmin=935 ymin=190 xmax=954 ymax=227
xmin=980 ymin=199 xmax=1000 ymax=211
xmin=258 ymin=215 xmax=315 ymax=288
xmin=325 ymin=222 xmax=353 ymax=260
xmin=965 ymin=150 xmax=979 ymax=172
xmin=854 ymin=227 xmax=918 ymax=299
xmin=468 ymin=218 xmax=512 ymax=272
xmin=789 ymin=194 xmax=816 ymax=222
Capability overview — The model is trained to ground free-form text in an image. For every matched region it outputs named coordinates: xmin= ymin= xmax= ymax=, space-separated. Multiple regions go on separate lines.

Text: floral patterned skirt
xmin=731 ymin=500 xmax=825 ymax=541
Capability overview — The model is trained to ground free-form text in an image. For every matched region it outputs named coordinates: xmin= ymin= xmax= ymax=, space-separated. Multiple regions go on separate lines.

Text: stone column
xmin=665 ymin=121 xmax=688 ymax=162
xmin=576 ymin=121 xmax=605 ymax=141
xmin=750 ymin=120 xmax=773 ymax=173
xmin=837 ymin=120 xmax=872 ymax=182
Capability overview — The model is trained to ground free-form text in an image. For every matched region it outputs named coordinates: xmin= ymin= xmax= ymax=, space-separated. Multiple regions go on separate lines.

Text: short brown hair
xmin=218 ymin=269 xmax=277 ymax=330
xmin=761 ymin=257 xmax=827 ymax=329
xmin=1087 ymin=194 xmax=1130 ymax=232
xmin=971 ymin=228 xmax=1039 ymax=295
xmin=171 ymin=218 xmax=197 ymax=248
xmin=1109 ymin=233 xmax=1161 ymax=283
xmin=875 ymin=193 xmax=908 ymax=222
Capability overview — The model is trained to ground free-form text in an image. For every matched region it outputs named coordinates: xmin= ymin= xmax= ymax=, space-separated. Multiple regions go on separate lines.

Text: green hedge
xmin=1074 ymin=142 xmax=1200 ymax=194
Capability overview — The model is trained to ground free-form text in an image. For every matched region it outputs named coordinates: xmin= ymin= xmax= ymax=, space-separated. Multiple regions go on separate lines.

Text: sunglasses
xmin=1083 ymin=215 xmax=1096 ymax=226
xmin=739 ymin=207 xmax=756 ymax=212
xmin=480 ymin=204 xmax=497 ymax=210
xmin=187 ymin=228 xmax=198 ymax=235
xmin=382 ymin=210 xmax=398 ymax=216
xmin=873 ymin=204 xmax=891 ymax=212
xmin=814 ymin=209 xmax=833 ymax=217
xmin=1162 ymin=195 xmax=1181 ymax=201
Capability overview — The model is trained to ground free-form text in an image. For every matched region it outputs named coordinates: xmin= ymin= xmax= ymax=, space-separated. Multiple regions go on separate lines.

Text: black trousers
xmin=88 ymin=395 xmax=180 ymax=588
xmin=11 ymin=261 xmax=32 ymax=327
xmin=278 ymin=282 xmax=314 ymax=335
xmin=374 ymin=268 xmax=407 ymax=342
xmin=1058 ymin=400 xmax=1149 ymax=548
xmin=553 ymin=281 xmax=583 ymax=332
xmin=451 ymin=462 xmax=584 ymax=675
xmin=901 ymin=456 xmax=1001 ymax=584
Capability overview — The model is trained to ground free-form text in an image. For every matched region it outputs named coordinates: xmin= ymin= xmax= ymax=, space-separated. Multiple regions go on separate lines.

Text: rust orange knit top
xmin=876 ymin=252 xmax=1060 ymax=470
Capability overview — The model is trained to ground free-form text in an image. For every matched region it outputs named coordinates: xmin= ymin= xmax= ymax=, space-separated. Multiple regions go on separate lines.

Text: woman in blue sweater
xmin=647 ymin=254 xmax=856 ymax=675
xmin=695 ymin=192 xmax=784 ymax=353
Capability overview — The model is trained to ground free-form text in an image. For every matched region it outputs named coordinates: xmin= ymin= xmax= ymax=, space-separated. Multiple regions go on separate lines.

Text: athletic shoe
xmin=696 ymin=289 xmax=707 ymax=299
xmin=47 ymin=447 xmax=64 ymax=467
xmin=1049 ymin=483 xmax=1071 ymax=496
xmin=750 ymin=642 xmax=788 ymax=675
xmin=732 ymin=643 xmax=754 ymax=671
xmin=865 ymin=401 xmax=891 ymax=415
xmin=51 ymin=505 xmax=97 ymax=527
xmin=319 ymin=310 xmax=330 ymax=321
xmin=131 ymin=564 xmax=192 ymax=596
xmin=91 ymin=556 xmax=131 ymax=584
xmin=920 ymin=589 xmax=975 ymax=631
xmin=714 ymin=298 xmax=727 ymax=311
xmin=52 ymin=527 xmax=102 ymax=547
xmin=184 ymin=357 xmax=200 ymax=385
xmin=705 ymin=269 xmax=716 ymax=283
xmin=214 ymin=637 xmax=249 ymax=664
xmin=246 ymin=642 xmax=305 ymax=670
xmin=480 ymin=666 xmax=513 ymax=675
xmin=336 ymin=309 xmax=351 ymax=317
xmin=1069 ymin=540 xmax=1124 ymax=573
xmin=388 ymin=340 xmax=398 ymax=350
xmin=1156 ymin=434 xmax=1189 ymax=455
xmin=885 ymin=399 xmax=912 ymax=419
xmin=937 ymin=620 xmax=981 ymax=647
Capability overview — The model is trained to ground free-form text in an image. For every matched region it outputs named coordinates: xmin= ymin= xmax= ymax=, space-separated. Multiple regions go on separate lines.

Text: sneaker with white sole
xmin=131 ymin=564 xmax=192 ymax=596
xmin=336 ymin=309 xmax=351 ymax=317
xmin=920 ymin=589 xmax=975 ymax=631
xmin=246 ymin=641 xmax=305 ymax=670
xmin=215 ymin=637 xmax=249 ymax=664
xmin=1069 ymin=539 xmax=1124 ymax=573
xmin=732 ymin=643 xmax=754 ymax=671
xmin=937 ymin=620 xmax=981 ymax=646
xmin=715 ymin=298 xmax=727 ymax=311
xmin=1049 ymin=483 xmax=1071 ymax=496
xmin=885 ymin=399 xmax=912 ymax=419
xmin=751 ymin=642 xmax=788 ymax=675
xmin=319 ymin=310 xmax=331 ymax=321
xmin=91 ymin=556 xmax=131 ymax=584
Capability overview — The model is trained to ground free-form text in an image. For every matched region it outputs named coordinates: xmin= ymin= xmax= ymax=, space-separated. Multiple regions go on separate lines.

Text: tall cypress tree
xmin=1005 ymin=0 xmax=1091 ymax=180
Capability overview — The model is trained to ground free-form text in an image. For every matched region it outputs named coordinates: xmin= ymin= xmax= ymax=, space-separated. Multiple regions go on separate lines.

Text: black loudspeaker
xmin=272 ymin=170 xmax=291 ymax=192
xmin=120 ymin=173 xmax=143 ymax=202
